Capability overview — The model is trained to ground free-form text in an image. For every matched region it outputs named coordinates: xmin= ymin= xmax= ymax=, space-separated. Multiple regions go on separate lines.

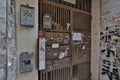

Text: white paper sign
xmin=39 ymin=38 xmax=46 ymax=70
xmin=39 ymin=52 xmax=45 ymax=70
xmin=72 ymin=33 xmax=82 ymax=41
xmin=52 ymin=43 xmax=59 ymax=48
xmin=59 ymin=52 xmax=65 ymax=59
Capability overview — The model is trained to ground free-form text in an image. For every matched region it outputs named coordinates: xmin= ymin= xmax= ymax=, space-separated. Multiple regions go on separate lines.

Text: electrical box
xmin=20 ymin=52 xmax=34 ymax=73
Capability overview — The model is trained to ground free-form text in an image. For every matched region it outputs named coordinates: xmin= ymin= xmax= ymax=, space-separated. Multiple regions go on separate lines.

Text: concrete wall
xmin=91 ymin=0 xmax=100 ymax=80
xmin=16 ymin=0 xmax=38 ymax=80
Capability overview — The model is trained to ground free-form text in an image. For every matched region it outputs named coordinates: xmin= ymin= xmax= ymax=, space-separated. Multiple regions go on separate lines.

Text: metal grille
xmin=76 ymin=0 xmax=91 ymax=12
xmin=47 ymin=0 xmax=91 ymax=12
xmin=78 ymin=62 xmax=90 ymax=80
xmin=40 ymin=2 xmax=71 ymax=30
xmin=72 ymin=62 xmax=90 ymax=80
xmin=40 ymin=67 xmax=71 ymax=80
xmin=39 ymin=1 xmax=91 ymax=80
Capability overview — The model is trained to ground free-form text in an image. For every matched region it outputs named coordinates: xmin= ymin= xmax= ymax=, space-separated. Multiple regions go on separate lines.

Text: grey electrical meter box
xmin=20 ymin=52 xmax=34 ymax=73
xmin=43 ymin=14 xmax=52 ymax=29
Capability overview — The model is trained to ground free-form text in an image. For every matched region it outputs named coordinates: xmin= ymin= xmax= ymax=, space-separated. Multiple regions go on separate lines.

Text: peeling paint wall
xmin=0 ymin=0 xmax=16 ymax=80
xmin=0 ymin=0 xmax=7 ymax=79
xmin=7 ymin=0 xmax=16 ymax=80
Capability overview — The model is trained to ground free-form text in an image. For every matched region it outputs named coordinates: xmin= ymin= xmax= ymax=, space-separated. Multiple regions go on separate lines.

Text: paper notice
xmin=39 ymin=53 xmax=45 ymax=70
xmin=39 ymin=61 xmax=45 ymax=70
xmin=59 ymin=52 xmax=65 ymax=59
xmin=8 ymin=61 xmax=12 ymax=67
xmin=39 ymin=38 xmax=46 ymax=70
xmin=72 ymin=33 xmax=82 ymax=41
xmin=52 ymin=43 xmax=59 ymax=48
xmin=39 ymin=38 xmax=45 ymax=53
xmin=82 ymin=45 xmax=86 ymax=50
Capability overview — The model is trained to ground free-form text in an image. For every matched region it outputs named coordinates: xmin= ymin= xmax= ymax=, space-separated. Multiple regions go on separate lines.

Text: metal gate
xmin=38 ymin=0 xmax=91 ymax=80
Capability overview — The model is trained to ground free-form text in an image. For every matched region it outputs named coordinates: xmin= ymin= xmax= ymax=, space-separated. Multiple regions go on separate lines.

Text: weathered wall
xmin=100 ymin=0 xmax=120 ymax=80
xmin=0 ymin=0 xmax=7 ymax=80
xmin=91 ymin=0 xmax=100 ymax=80
xmin=0 ymin=0 xmax=16 ymax=80
xmin=16 ymin=0 xmax=38 ymax=80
